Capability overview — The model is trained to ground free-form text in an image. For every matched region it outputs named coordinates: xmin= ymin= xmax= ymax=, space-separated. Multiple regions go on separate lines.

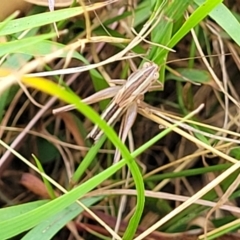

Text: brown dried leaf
xmin=20 ymin=173 xmax=50 ymax=198
xmin=56 ymin=112 xmax=87 ymax=156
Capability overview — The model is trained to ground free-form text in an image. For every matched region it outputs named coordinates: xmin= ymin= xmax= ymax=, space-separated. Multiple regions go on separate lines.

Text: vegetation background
xmin=1 ymin=0 xmax=240 ymax=239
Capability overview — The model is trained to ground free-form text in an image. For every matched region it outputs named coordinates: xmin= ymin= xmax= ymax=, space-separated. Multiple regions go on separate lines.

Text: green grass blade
xmin=168 ymin=0 xmax=223 ymax=49
xmin=71 ymin=135 xmax=106 ymax=184
xmin=0 ymin=154 xmax=126 ymax=239
xmin=7 ymin=40 xmax=86 ymax=62
xmin=22 ymin=197 xmax=102 ymax=240
xmin=0 ymin=200 xmax=49 ymax=221
xmin=21 ymin=76 xmax=145 ymax=240
xmin=33 ymin=155 xmax=56 ymax=199
xmin=0 ymin=33 xmax=57 ymax=57
xmin=0 ymin=4 xmax=111 ymax=36
xmin=195 ymin=0 xmax=240 ymax=46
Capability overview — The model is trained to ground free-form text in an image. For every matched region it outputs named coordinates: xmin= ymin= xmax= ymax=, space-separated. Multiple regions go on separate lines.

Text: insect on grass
xmin=87 ymin=62 xmax=161 ymax=143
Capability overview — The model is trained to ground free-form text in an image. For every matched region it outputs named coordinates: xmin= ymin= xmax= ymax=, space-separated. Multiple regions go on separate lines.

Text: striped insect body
xmin=87 ymin=62 xmax=160 ymax=142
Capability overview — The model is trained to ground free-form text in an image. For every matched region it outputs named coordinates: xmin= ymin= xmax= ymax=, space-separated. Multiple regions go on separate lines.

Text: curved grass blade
xmin=21 ymin=76 xmax=145 ymax=240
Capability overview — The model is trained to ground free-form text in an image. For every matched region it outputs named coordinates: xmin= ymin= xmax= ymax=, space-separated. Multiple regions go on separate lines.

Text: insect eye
xmin=142 ymin=62 xmax=151 ymax=68
xmin=154 ymin=72 xmax=159 ymax=79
